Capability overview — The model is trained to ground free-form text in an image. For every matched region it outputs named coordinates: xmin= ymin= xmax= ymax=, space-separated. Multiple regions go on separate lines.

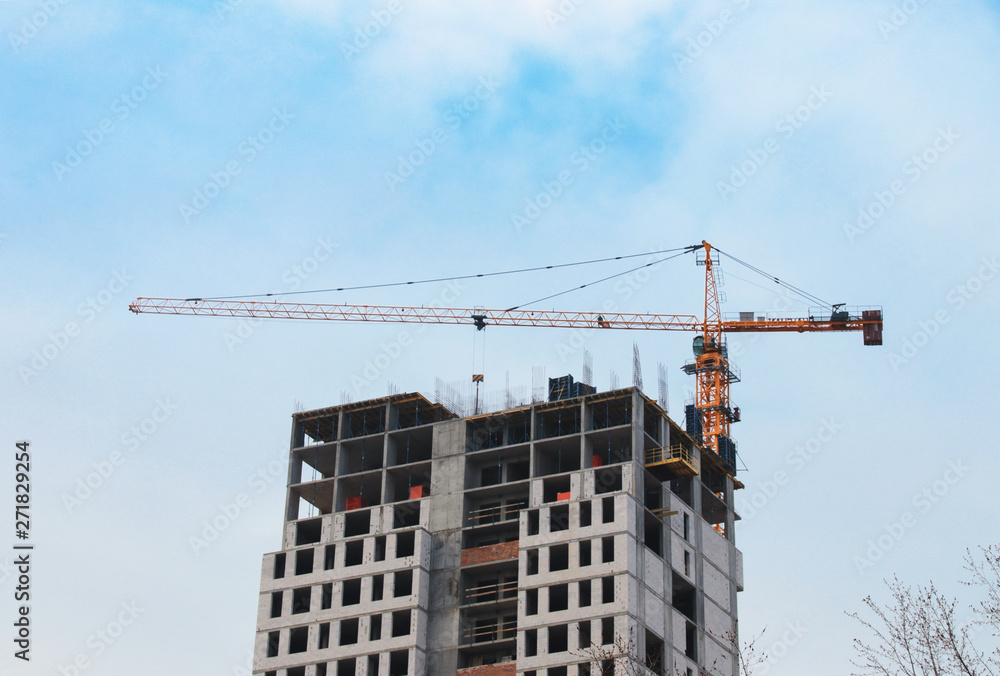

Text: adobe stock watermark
xmin=544 ymin=0 xmax=588 ymax=28
xmin=222 ymin=236 xmax=338 ymax=352
xmin=384 ymin=75 xmax=501 ymax=191
xmin=340 ymin=0 xmax=404 ymax=61
xmin=552 ymin=259 xmax=660 ymax=363
xmin=716 ymin=85 xmax=833 ymax=200
xmin=214 ymin=0 xmax=245 ymax=21
xmin=230 ymin=651 xmax=254 ymax=676
xmin=19 ymin=269 xmax=135 ymax=383
xmin=179 ymin=107 xmax=294 ymax=223
xmin=511 ymin=117 xmax=626 ymax=232
xmin=887 ymin=255 xmax=997 ymax=371
xmin=755 ymin=621 xmax=808 ymax=675
xmin=56 ymin=600 xmax=143 ymax=676
xmin=348 ymin=280 xmax=465 ymax=397
xmin=188 ymin=452 xmax=286 ymax=556
xmin=52 ymin=66 xmax=167 ymax=181
xmin=738 ymin=418 xmax=844 ymax=521
xmin=853 ymin=459 xmax=969 ymax=574
xmin=61 ymin=398 xmax=179 ymax=514
xmin=8 ymin=0 xmax=74 ymax=53
xmin=843 ymin=126 xmax=958 ymax=243
xmin=673 ymin=0 xmax=753 ymax=71
xmin=878 ymin=0 xmax=930 ymax=40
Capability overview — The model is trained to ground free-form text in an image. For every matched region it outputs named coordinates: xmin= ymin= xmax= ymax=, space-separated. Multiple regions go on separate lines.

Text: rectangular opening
xmin=591 ymin=397 xmax=632 ymax=429
xmin=340 ymin=618 xmax=359 ymax=646
xmin=338 ymin=658 xmax=357 ymax=676
xmin=394 ymin=570 xmax=413 ymax=597
xmin=644 ymin=481 xmax=662 ymax=512
xmin=602 ymin=576 xmax=615 ymax=604
xmin=601 ymin=617 xmax=614 ymax=645
xmin=550 ymin=544 xmax=569 ymax=572
xmin=389 ymin=650 xmax=409 ymax=676
xmin=671 ymin=477 xmax=694 ymax=508
xmin=602 ymin=496 xmax=615 ymax=524
xmin=527 ymin=509 xmax=539 ymax=535
xmin=526 ymin=587 xmax=538 ymax=615
xmin=579 ymin=620 xmax=591 ymax=649
xmin=269 ymin=591 xmax=282 ymax=618
xmin=602 ymin=536 xmax=614 ymax=563
xmin=266 ymin=631 xmax=279 ymax=657
xmin=391 ymin=609 xmax=411 ymax=637
xmin=370 ymin=613 xmax=383 ymax=640
xmin=601 ymin=659 xmax=614 ymax=675
xmin=343 ymin=578 xmax=361 ymax=606
xmin=345 ymin=540 xmax=364 ymax=566
xmin=372 ymin=574 xmax=384 ymax=601
xmin=273 ymin=553 xmax=286 ymax=579
xmin=549 ymin=583 xmax=569 ymax=612
xmin=321 ymin=583 xmax=332 ymax=609
xmin=595 ymin=467 xmax=622 ymax=494
xmin=548 ymin=667 xmax=567 ymax=676
xmin=319 ymin=622 xmax=330 ymax=649
xmin=289 ymin=626 xmax=308 ymax=653
xmin=579 ymin=664 xmax=591 ymax=676
xmin=527 ymin=549 xmax=539 ymax=575
xmin=550 ymin=504 xmax=570 ymax=532
xmin=345 ymin=510 xmax=371 ymax=537
xmin=396 ymin=530 xmax=415 ymax=557
xmin=685 ymin=621 xmax=698 ymax=660
xmin=295 ymin=518 xmax=322 ymax=545
xmin=375 ymin=535 xmax=386 ymax=561
xmin=324 ymin=544 xmax=336 ymax=570
xmin=645 ymin=628 xmax=664 ymax=674
xmin=673 ymin=576 xmax=696 ymax=621
xmin=295 ymin=548 xmax=314 ymax=575
xmin=683 ymin=512 xmax=690 ymax=541
xmin=579 ymin=540 xmax=591 ymax=567
xmin=644 ymin=403 xmax=662 ymax=441
xmin=579 ymin=580 xmax=591 ymax=607
xmin=525 ymin=629 xmax=538 ymax=657
xmin=579 ymin=501 xmax=591 ymax=527
xmin=316 ymin=664 xmax=327 ymax=676
xmin=481 ymin=465 xmax=501 ymax=487
xmin=643 ymin=512 xmax=662 ymax=558
xmin=394 ymin=503 xmax=420 ymax=529
xmin=684 ymin=550 xmax=691 ymax=576
xmin=548 ymin=624 xmax=568 ymax=653
xmin=292 ymin=586 xmax=311 ymax=614
xmin=542 ymin=474 xmax=572 ymax=502
xmin=368 ymin=655 xmax=379 ymax=676
xmin=288 ymin=667 xmax=306 ymax=676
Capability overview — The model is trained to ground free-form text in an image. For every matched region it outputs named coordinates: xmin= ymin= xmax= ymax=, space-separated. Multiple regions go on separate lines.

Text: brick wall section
xmin=460 ymin=540 xmax=519 ymax=566
xmin=456 ymin=661 xmax=516 ymax=676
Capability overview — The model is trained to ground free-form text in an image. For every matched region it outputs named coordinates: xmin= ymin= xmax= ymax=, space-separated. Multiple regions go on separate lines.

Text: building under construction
xmin=251 ymin=376 xmax=743 ymax=676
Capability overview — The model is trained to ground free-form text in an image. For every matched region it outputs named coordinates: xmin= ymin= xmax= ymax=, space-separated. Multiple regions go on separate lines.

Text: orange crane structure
xmin=129 ymin=241 xmax=883 ymax=472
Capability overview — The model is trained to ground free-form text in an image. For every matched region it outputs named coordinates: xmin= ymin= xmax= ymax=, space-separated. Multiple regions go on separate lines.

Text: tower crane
xmin=129 ymin=241 xmax=883 ymax=473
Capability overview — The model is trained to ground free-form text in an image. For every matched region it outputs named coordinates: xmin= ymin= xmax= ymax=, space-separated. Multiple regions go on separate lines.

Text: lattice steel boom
xmin=129 ymin=241 xmax=883 ymax=474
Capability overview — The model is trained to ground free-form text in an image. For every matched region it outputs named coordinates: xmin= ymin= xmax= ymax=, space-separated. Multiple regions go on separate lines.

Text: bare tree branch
xmin=849 ymin=545 xmax=1000 ymax=676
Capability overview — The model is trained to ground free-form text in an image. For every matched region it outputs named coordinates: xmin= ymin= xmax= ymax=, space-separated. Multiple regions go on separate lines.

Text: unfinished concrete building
xmin=252 ymin=376 xmax=743 ymax=676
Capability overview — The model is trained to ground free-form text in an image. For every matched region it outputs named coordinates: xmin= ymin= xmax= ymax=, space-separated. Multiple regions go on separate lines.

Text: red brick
xmin=460 ymin=540 xmax=519 ymax=566
xmin=456 ymin=661 xmax=516 ymax=676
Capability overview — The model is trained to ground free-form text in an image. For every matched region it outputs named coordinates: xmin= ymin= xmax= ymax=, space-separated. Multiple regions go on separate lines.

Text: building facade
xmin=252 ymin=382 xmax=743 ymax=676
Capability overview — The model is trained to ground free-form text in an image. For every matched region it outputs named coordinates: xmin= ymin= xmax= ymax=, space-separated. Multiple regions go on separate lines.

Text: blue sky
xmin=3 ymin=0 xmax=1000 ymax=674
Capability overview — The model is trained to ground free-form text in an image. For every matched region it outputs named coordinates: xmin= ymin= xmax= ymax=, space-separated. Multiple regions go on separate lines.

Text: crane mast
xmin=693 ymin=241 xmax=735 ymax=459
